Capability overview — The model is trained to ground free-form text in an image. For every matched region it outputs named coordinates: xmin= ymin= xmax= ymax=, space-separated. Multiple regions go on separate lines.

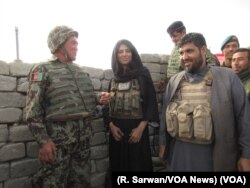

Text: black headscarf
xmin=110 ymin=39 xmax=159 ymax=123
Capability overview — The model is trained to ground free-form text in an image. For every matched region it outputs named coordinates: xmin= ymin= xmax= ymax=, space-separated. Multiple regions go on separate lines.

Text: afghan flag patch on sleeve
xmin=32 ymin=71 xmax=43 ymax=81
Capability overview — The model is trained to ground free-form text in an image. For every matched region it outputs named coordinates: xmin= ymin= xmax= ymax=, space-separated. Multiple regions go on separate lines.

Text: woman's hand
xmin=129 ymin=121 xmax=147 ymax=144
xmin=109 ymin=122 xmax=124 ymax=141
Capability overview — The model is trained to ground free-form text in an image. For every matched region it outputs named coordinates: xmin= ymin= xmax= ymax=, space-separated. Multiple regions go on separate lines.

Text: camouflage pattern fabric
xmin=26 ymin=61 xmax=96 ymax=144
xmin=245 ymin=81 xmax=250 ymax=102
xmin=26 ymin=60 xmax=95 ymax=188
xmin=47 ymin=25 xmax=78 ymax=54
xmin=206 ymin=49 xmax=220 ymax=66
xmin=109 ymin=79 xmax=143 ymax=119
xmin=237 ymin=69 xmax=250 ymax=102
xmin=33 ymin=120 xmax=91 ymax=188
xmin=26 ymin=62 xmax=51 ymax=144
xmin=167 ymin=46 xmax=183 ymax=79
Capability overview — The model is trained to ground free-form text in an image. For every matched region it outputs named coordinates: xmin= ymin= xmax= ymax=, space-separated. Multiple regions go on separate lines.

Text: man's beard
xmin=185 ymin=55 xmax=203 ymax=74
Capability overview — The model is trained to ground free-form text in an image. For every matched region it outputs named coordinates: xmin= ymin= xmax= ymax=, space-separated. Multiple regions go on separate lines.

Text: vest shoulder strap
xmin=204 ymin=70 xmax=213 ymax=86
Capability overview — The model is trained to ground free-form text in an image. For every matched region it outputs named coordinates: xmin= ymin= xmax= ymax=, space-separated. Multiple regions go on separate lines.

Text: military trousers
xmin=33 ymin=119 xmax=92 ymax=188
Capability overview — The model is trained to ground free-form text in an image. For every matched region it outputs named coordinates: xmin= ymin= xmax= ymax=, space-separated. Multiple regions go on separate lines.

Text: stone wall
xmin=0 ymin=54 xmax=168 ymax=188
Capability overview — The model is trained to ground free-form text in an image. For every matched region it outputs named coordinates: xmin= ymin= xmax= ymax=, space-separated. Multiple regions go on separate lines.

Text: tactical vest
xmin=166 ymin=71 xmax=213 ymax=144
xmin=42 ymin=62 xmax=96 ymax=121
xmin=109 ymin=79 xmax=143 ymax=119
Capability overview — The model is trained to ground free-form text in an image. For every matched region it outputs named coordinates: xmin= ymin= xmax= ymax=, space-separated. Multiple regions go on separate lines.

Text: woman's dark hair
xmin=111 ymin=39 xmax=143 ymax=77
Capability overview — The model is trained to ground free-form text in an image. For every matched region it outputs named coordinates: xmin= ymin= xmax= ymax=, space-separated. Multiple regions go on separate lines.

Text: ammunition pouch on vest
xmin=43 ymin=62 xmax=96 ymax=121
xmin=109 ymin=79 xmax=143 ymax=119
xmin=166 ymin=70 xmax=213 ymax=144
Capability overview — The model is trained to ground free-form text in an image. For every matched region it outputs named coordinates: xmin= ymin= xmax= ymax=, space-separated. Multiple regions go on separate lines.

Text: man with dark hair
xmin=159 ymin=21 xmax=220 ymax=159
xmin=232 ymin=48 xmax=250 ymax=102
xmin=159 ymin=32 xmax=250 ymax=171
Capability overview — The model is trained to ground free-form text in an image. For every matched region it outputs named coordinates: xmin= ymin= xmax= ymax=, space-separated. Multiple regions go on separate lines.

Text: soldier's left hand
xmin=39 ymin=140 xmax=56 ymax=163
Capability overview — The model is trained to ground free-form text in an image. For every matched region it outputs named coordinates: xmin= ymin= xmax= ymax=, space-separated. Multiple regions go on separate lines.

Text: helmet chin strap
xmin=61 ymin=47 xmax=73 ymax=63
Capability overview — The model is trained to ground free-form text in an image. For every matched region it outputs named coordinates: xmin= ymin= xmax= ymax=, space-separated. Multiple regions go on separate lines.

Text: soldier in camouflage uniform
xmin=166 ymin=21 xmax=186 ymax=80
xmin=26 ymin=25 xmax=110 ymax=188
xmin=232 ymin=48 xmax=250 ymax=102
xmin=157 ymin=21 xmax=220 ymax=91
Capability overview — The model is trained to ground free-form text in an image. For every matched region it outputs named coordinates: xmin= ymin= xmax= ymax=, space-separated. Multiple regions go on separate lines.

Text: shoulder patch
xmin=32 ymin=70 xmax=43 ymax=81
xmin=28 ymin=61 xmax=49 ymax=82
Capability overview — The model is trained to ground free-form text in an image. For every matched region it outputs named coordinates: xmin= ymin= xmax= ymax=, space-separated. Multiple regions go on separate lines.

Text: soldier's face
xmin=232 ymin=51 xmax=250 ymax=74
xmin=179 ymin=43 xmax=206 ymax=73
xmin=222 ymin=41 xmax=239 ymax=59
xmin=63 ymin=36 xmax=78 ymax=61
xmin=170 ymin=31 xmax=185 ymax=45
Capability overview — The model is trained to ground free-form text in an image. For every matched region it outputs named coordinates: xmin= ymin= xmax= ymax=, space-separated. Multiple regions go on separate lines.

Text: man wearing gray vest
xmin=159 ymin=32 xmax=250 ymax=171
xmin=26 ymin=25 xmax=110 ymax=187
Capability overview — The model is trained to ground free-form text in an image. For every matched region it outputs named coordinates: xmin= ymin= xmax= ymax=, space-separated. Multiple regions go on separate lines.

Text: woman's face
xmin=117 ymin=44 xmax=132 ymax=66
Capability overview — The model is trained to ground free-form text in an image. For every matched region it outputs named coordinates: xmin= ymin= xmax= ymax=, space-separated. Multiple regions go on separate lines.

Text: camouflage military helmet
xmin=47 ymin=25 xmax=78 ymax=54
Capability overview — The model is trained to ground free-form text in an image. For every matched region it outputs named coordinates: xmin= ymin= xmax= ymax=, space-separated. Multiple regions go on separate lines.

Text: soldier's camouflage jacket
xmin=238 ymin=69 xmax=250 ymax=102
xmin=26 ymin=60 xmax=97 ymax=145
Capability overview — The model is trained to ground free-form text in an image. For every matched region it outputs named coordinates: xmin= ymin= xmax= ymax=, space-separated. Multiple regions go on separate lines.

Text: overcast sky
xmin=0 ymin=0 xmax=249 ymax=69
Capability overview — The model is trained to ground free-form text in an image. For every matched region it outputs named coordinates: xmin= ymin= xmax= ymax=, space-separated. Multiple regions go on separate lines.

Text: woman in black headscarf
xmin=106 ymin=39 xmax=159 ymax=172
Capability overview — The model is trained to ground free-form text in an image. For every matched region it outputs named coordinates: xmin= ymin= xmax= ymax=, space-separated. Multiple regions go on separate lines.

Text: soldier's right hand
xmin=99 ymin=92 xmax=111 ymax=105
xmin=39 ymin=140 xmax=56 ymax=163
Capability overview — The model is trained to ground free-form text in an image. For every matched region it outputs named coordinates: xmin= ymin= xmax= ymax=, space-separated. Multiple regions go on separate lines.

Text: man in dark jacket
xmin=159 ymin=32 xmax=250 ymax=171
